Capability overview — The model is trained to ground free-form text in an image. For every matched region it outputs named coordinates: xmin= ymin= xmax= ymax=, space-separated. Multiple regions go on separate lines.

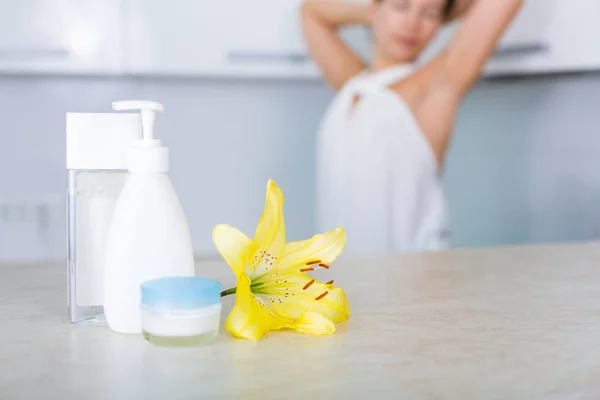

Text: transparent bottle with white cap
xmin=66 ymin=111 xmax=141 ymax=324
xmin=103 ymin=100 xmax=196 ymax=334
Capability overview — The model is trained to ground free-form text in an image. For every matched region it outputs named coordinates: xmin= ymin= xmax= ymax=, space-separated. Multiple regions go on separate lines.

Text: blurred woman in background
xmin=301 ymin=0 xmax=523 ymax=253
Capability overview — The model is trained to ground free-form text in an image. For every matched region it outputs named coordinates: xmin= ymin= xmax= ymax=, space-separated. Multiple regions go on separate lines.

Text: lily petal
xmin=256 ymin=274 xmax=350 ymax=324
xmin=212 ymin=224 xmax=255 ymax=277
xmin=277 ymin=227 xmax=346 ymax=275
xmin=289 ymin=311 xmax=336 ymax=336
xmin=225 ymin=275 xmax=274 ymax=340
xmin=251 ymin=180 xmax=286 ymax=278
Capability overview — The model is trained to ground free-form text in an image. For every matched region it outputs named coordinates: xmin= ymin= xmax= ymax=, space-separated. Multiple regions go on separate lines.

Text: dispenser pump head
xmin=112 ymin=100 xmax=164 ymax=147
xmin=112 ymin=100 xmax=169 ymax=173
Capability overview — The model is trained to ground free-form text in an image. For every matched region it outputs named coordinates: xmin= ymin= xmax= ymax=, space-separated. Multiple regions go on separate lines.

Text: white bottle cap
xmin=66 ymin=113 xmax=142 ymax=170
xmin=112 ymin=100 xmax=168 ymax=173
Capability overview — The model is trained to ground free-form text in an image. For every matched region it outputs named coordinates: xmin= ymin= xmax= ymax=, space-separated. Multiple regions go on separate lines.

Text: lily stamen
xmin=300 ymin=267 xmax=315 ymax=272
xmin=306 ymin=260 xmax=322 ymax=265
xmin=318 ymin=263 xmax=330 ymax=269
xmin=303 ymin=279 xmax=316 ymax=290
xmin=325 ymin=280 xmax=334 ymax=285
xmin=315 ymin=291 xmax=329 ymax=300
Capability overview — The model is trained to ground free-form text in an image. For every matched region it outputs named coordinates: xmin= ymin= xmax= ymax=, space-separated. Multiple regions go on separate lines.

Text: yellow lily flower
xmin=212 ymin=179 xmax=350 ymax=340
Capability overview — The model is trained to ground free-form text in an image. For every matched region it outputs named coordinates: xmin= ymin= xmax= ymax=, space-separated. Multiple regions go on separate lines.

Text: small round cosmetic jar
xmin=140 ymin=276 xmax=222 ymax=347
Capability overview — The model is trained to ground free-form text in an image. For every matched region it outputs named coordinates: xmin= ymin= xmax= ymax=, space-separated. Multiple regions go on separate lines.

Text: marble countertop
xmin=2 ymin=242 xmax=600 ymax=399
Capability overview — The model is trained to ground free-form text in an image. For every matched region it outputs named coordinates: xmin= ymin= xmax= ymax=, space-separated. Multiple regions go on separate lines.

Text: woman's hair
xmin=444 ymin=0 xmax=456 ymax=17
xmin=375 ymin=0 xmax=456 ymax=17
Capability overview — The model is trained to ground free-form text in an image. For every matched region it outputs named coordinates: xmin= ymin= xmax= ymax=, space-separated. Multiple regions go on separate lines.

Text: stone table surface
xmin=2 ymin=242 xmax=600 ymax=399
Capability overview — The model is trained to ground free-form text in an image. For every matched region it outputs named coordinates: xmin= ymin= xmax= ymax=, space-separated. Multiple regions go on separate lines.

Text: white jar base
xmin=143 ymin=330 xmax=218 ymax=347
xmin=140 ymin=303 xmax=221 ymax=347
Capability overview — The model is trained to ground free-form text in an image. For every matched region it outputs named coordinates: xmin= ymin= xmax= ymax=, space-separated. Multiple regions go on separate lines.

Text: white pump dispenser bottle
xmin=103 ymin=100 xmax=195 ymax=334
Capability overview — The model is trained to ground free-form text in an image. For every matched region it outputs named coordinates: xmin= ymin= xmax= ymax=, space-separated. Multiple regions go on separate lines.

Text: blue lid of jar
xmin=140 ymin=277 xmax=222 ymax=309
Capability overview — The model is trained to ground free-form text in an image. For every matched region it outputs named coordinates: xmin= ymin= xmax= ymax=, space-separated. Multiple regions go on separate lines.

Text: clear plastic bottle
xmin=66 ymin=113 xmax=141 ymax=324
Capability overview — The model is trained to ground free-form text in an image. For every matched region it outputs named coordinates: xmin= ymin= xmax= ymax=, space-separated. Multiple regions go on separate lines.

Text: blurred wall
xmin=445 ymin=73 xmax=600 ymax=247
xmin=1 ymin=72 xmax=600 ymax=261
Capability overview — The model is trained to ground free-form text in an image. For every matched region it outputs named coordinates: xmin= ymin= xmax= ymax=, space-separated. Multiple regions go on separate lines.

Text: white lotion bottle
xmin=103 ymin=100 xmax=195 ymax=334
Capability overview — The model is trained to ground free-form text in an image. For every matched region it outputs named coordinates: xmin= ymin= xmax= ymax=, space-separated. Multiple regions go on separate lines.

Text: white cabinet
xmin=225 ymin=0 xmax=371 ymax=78
xmin=0 ymin=0 xmax=123 ymax=75
xmin=422 ymin=0 xmax=600 ymax=77
xmin=123 ymin=0 xmax=227 ymax=77
xmin=223 ymin=0 xmax=317 ymax=78
xmin=486 ymin=0 xmax=600 ymax=76
xmin=124 ymin=0 xmax=319 ymax=78
xmin=11 ymin=0 xmax=598 ymax=79
xmin=123 ymin=0 xmax=371 ymax=78
xmin=0 ymin=0 xmax=369 ymax=78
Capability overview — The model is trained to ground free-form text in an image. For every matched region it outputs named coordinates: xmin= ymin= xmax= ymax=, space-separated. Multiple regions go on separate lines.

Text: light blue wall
xmin=445 ymin=73 xmax=600 ymax=247
xmin=0 ymin=75 xmax=332 ymax=261
xmin=1 ymin=72 xmax=599 ymax=261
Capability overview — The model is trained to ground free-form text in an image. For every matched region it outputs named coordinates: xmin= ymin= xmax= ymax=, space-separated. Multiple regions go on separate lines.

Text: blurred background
xmin=1 ymin=0 xmax=600 ymax=262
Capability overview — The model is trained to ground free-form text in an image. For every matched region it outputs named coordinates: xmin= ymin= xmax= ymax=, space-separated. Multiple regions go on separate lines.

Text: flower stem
xmin=221 ymin=287 xmax=237 ymax=297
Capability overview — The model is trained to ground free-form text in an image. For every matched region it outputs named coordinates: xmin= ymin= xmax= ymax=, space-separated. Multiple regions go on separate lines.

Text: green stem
xmin=221 ymin=287 xmax=237 ymax=297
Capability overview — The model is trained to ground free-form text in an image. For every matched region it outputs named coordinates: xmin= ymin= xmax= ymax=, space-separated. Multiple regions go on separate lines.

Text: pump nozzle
xmin=113 ymin=100 xmax=164 ymax=147
xmin=112 ymin=100 xmax=169 ymax=173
